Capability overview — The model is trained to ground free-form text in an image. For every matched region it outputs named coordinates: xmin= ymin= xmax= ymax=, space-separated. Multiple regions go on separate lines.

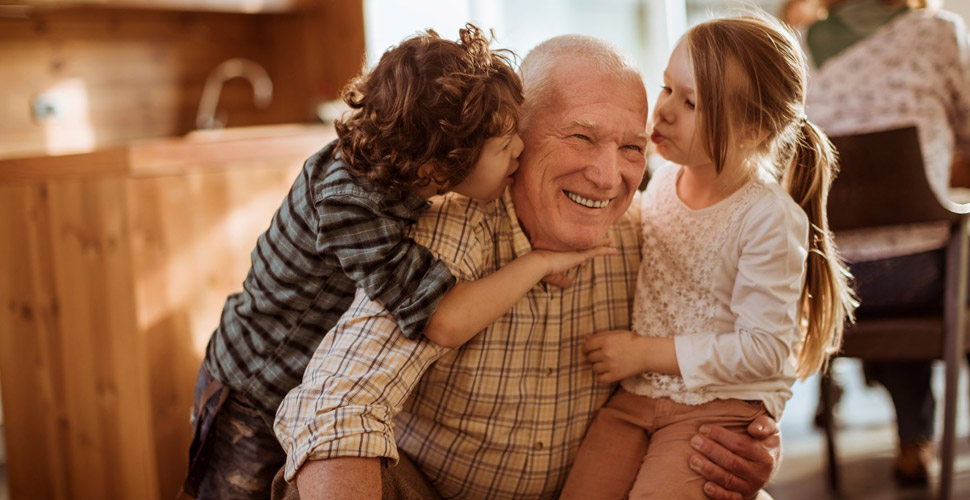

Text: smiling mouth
xmin=565 ymin=190 xmax=611 ymax=209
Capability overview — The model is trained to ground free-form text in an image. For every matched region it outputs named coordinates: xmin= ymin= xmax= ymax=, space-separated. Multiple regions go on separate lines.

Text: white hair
xmin=518 ymin=35 xmax=643 ymax=128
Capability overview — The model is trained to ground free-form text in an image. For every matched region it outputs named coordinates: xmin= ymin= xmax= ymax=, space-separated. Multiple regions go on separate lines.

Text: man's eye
xmin=624 ymin=145 xmax=644 ymax=153
xmin=571 ymin=134 xmax=592 ymax=142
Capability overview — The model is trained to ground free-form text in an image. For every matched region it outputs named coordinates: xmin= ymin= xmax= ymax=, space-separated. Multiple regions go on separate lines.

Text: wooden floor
xmin=0 ymin=360 xmax=967 ymax=500
xmin=767 ymin=359 xmax=970 ymax=500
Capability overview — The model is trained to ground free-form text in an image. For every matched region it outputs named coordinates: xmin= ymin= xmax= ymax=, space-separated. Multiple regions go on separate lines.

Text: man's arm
xmin=296 ymin=458 xmax=381 ymax=500
xmin=688 ymin=415 xmax=781 ymax=500
xmin=274 ymin=290 xmax=447 ymax=497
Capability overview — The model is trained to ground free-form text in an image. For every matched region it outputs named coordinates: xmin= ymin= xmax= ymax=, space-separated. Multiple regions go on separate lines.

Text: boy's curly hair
xmin=335 ymin=24 xmax=523 ymax=195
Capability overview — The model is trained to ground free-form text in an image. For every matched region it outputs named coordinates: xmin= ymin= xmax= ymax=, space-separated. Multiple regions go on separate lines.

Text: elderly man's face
xmin=511 ymin=63 xmax=648 ymax=251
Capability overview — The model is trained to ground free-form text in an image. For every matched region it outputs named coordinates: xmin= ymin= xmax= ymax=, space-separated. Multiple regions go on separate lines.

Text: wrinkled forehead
xmin=552 ymin=62 xmax=647 ymax=115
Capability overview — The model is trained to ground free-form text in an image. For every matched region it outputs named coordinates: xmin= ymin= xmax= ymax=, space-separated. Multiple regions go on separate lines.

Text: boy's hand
xmin=534 ymin=245 xmax=618 ymax=288
xmin=582 ymin=330 xmax=651 ymax=383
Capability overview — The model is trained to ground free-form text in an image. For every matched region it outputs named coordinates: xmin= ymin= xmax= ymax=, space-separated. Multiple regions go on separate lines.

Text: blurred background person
xmin=779 ymin=0 xmax=824 ymax=31
xmin=803 ymin=0 xmax=970 ymax=486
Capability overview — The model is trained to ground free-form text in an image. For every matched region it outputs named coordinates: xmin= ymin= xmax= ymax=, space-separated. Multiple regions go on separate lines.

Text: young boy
xmin=182 ymin=24 xmax=613 ymax=499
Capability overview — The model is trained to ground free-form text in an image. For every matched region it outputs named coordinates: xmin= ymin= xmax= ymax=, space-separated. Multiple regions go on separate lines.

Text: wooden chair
xmin=818 ymin=126 xmax=970 ymax=499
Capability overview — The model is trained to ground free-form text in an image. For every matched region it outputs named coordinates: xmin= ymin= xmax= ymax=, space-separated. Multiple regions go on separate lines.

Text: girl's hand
xmin=534 ymin=245 xmax=618 ymax=288
xmin=582 ymin=330 xmax=652 ymax=383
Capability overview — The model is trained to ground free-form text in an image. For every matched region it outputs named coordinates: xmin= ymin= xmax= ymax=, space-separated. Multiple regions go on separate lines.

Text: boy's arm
xmin=319 ymin=198 xmax=457 ymax=339
xmin=424 ymin=246 xmax=617 ymax=348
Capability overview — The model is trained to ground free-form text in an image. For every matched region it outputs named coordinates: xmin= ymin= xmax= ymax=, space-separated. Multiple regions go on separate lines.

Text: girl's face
xmin=649 ymin=40 xmax=714 ymax=170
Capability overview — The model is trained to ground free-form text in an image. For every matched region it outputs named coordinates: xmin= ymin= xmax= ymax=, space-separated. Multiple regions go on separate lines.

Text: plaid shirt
xmin=275 ymin=190 xmax=642 ymax=500
xmin=204 ymin=141 xmax=456 ymax=415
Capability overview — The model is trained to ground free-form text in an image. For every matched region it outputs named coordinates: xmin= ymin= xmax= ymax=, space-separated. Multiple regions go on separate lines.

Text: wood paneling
xmin=0 ymin=183 xmax=70 ymax=500
xmin=13 ymin=0 xmax=318 ymax=14
xmin=126 ymin=162 xmax=305 ymax=499
xmin=0 ymin=127 xmax=334 ymax=499
xmin=0 ymin=178 xmax=158 ymax=500
xmin=0 ymin=1 xmax=363 ymax=158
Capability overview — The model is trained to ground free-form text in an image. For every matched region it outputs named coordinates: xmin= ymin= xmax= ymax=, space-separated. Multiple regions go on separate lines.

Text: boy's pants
xmin=181 ymin=365 xmax=286 ymax=500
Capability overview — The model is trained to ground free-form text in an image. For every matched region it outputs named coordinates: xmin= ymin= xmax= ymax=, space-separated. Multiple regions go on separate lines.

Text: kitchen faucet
xmin=195 ymin=58 xmax=273 ymax=130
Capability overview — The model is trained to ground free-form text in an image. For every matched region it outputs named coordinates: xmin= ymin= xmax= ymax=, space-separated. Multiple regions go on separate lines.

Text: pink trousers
xmin=560 ymin=388 xmax=768 ymax=500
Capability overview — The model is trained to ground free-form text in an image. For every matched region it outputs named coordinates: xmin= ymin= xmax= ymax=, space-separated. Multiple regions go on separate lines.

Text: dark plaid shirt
xmin=203 ymin=140 xmax=456 ymax=415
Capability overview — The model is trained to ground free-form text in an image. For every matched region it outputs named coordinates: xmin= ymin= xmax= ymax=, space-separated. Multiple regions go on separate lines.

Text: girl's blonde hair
xmin=686 ymin=14 xmax=857 ymax=378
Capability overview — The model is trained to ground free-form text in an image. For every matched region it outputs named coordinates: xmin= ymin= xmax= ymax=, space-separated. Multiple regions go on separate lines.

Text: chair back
xmin=827 ymin=126 xmax=959 ymax=231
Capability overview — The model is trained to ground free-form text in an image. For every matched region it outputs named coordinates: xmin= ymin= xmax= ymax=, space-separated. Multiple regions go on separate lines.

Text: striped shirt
xmin=275 ymin=190 xmax=642 ymax=500
xmin=203 ymin=140 xmax=456 ymax=415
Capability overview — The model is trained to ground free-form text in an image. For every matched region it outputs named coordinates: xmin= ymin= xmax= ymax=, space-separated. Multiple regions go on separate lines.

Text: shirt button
xmin=544 ymin=367 xmax=554 ymax=376
xmin=534 ymin=441 xmax=544 ymax=451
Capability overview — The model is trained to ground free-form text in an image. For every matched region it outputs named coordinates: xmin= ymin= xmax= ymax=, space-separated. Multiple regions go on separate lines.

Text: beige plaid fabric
xmin=275 ymin=190 xmax=642 ymax=500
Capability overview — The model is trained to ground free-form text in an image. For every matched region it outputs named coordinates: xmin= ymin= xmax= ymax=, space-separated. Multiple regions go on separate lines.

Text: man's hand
xmin=687 ymin=415 xmax=781 ymax=500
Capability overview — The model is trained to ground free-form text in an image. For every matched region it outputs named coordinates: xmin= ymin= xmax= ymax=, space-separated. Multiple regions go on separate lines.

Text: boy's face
xmin=451 ymin=132 xmax=524 ymax=201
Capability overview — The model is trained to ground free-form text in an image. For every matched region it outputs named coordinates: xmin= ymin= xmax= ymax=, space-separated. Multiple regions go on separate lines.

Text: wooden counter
xmin=0 ymin=124 xmax=336 ymax=500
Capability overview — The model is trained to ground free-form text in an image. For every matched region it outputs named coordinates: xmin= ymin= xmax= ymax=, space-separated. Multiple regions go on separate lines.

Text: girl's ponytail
xmin=784 ymin=118 xmax=858 ymax=378
xmin=688 ymin=15 xmax=857 ymax=378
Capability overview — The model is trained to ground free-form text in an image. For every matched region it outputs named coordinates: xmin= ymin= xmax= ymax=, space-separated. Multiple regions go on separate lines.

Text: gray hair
xmin=519 ymin=35 xmax=642 ymax=128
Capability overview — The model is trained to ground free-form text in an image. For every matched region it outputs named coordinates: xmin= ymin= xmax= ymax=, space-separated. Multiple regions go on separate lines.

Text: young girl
xmin=185 ymin=25 xmax=610 ymax=499
xmin=559 ymin=15 xmax=856 ymax=500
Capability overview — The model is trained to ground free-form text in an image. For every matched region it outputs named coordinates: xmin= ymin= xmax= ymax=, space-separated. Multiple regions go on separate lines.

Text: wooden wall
xmin=0 ymin=177 xmax=159 ymax=500
xmin=0 ymin=1 xmax=364 ymax=158
xmin=0 ymin=1 xmax=363 ymax=497
xmin=0 ymin=148 xmax=320 ymax=499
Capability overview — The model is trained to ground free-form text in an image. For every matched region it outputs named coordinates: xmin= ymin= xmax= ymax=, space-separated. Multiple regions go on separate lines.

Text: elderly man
xmin=274 ymin=34 xmax=779 ymax=500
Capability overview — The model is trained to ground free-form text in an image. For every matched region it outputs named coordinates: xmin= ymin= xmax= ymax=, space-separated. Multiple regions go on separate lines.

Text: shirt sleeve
xmin=317 ymin=196 xmax=457 ymax=339
xmin=274 ymin=289 xmax=448 ymax=481
xmin=675 ymin=194 xmax=809 ymax=390
xmin=405 ymin=194 xmax=492 ymax=283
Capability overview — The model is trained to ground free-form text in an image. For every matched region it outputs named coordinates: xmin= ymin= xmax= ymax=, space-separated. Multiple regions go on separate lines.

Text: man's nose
xmin=585 ymin=147 xmax=622 ymax=189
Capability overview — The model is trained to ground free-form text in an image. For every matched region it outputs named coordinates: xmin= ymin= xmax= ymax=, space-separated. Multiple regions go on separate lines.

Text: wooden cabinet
xmin=0 ymin=125 xmax=336 ymax=500
xmin=9 ymin=0 xmax=318 ymax=14
xmin=0 ymin=1 xmax=364 ymax=159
